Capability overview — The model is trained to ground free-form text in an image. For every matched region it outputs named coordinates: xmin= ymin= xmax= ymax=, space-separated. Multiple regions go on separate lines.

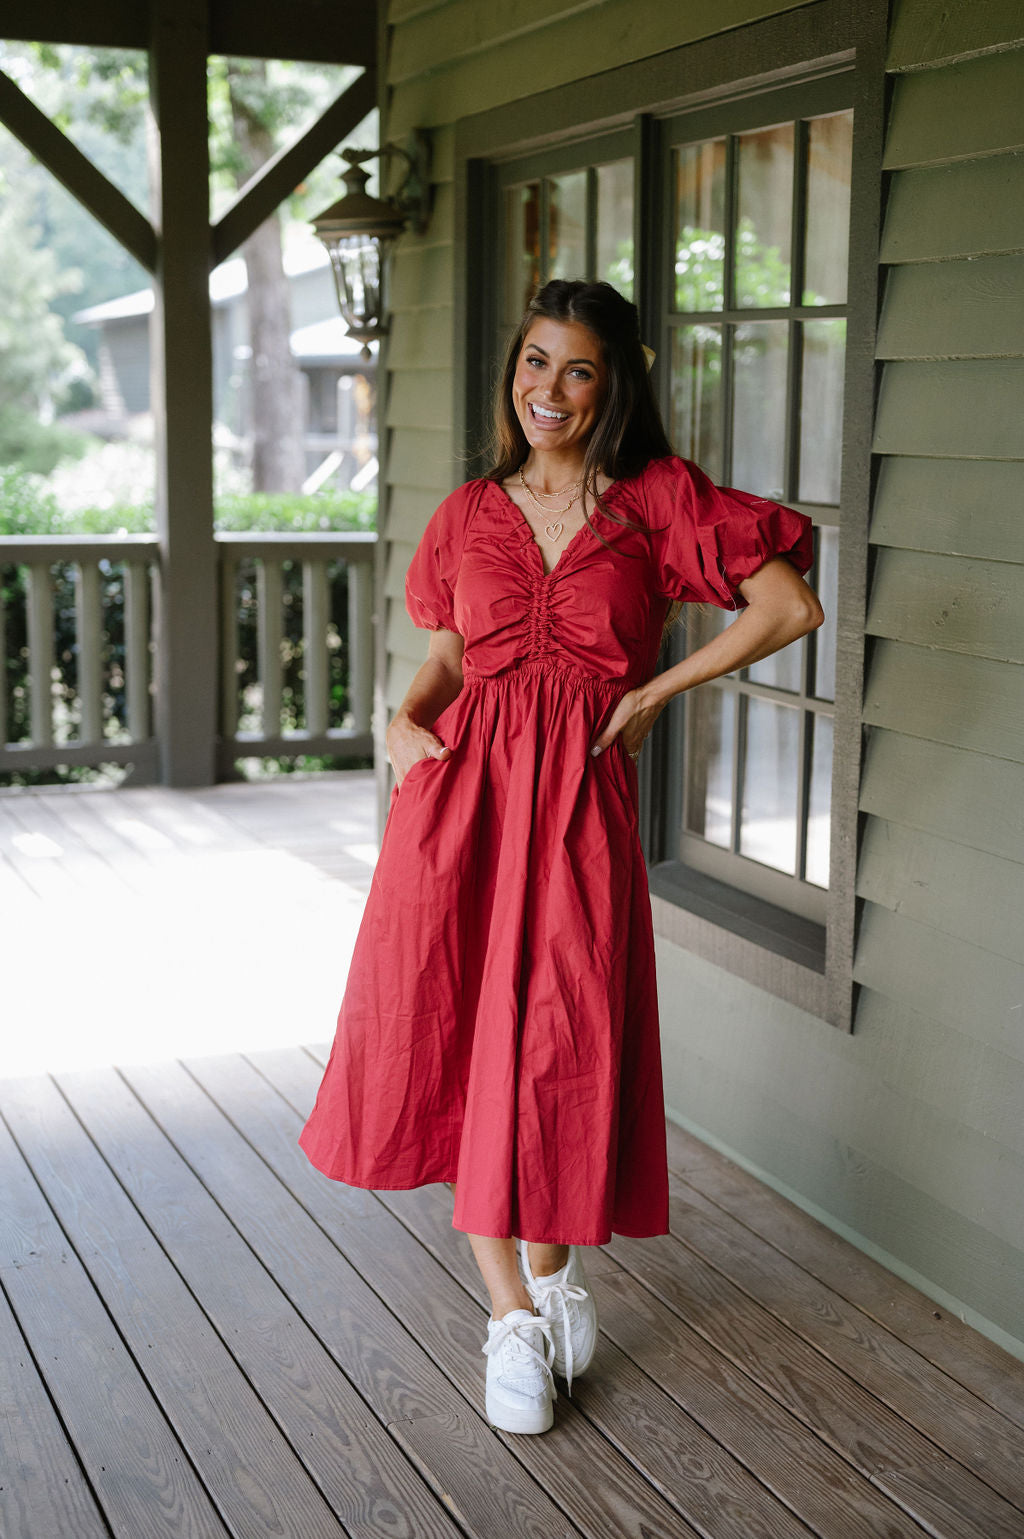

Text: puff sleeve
xmin=644 ymin=456 xmax=815 ymax=610
xmin=404 ymin=483 xmax=477 ymax=631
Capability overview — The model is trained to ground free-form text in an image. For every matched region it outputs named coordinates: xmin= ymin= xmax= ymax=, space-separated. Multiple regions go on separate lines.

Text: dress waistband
xmin=463 ymin=660 xmax=627 ymax=692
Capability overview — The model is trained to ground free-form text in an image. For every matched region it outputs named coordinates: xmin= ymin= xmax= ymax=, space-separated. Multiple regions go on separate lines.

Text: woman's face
xmin=512 ymin=317 xmax=608 ymax=458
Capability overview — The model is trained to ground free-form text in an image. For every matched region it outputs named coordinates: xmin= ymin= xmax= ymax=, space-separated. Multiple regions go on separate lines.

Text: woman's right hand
xmin=386 ymin=710 xmax=452 ymax=788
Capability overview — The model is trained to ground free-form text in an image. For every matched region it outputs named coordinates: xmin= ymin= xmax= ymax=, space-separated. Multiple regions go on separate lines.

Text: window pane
xmin=685 ymin=686 xmax=735 ymax=849
xmin=748 ymin=637 xmax=803 ymax=692
xmin=812 ymin=525 xmax=839 ymax=701
xmin=739 ymin=696 xmax=799 ymax=874
xmin=548 ymin=170 xmax=587 ymax=280
xmin=671 ymin=324 xmax=724 ymax=478
xmin=674 ymin=139 xmax=726 ymax=313
xmin=804 ymin=111 xmax=853 ymax=305
xmin=735 ymin=124 xmax=793 ymax=308
xmin=596 ymin=159 xmax=634 ymax=298
xmin=800 ymin=318 xmax=845 ymax=504
xmin=504 ymin=183 xmax=540 ymax=321
xmin=806 ymin=712 xmax=833 ymax=888
xmin=732 ymin=320 xmax=787 ymax=499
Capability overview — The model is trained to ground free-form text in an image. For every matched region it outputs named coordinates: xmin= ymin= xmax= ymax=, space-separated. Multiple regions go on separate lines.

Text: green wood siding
xmin=382 ymin=0 xmax=1024 ymax=1357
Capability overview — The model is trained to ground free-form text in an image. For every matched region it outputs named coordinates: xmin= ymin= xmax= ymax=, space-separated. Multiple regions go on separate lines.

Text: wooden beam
xmin=211 ymin=68 xmax=377 ymax=265
xmin=0 ymin=0 xmax=378 ymax=62
xmin=149 ymin=0 xmax=219 ymax=786
xmin=209 ymin=0 xmax=378 ymax=66
xmin=0 ymin=68 xmax=156 ymax=272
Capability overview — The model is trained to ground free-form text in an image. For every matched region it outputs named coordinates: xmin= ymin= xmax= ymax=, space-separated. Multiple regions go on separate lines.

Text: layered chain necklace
xmin=518 ymin=465 xmax=583 ymax=541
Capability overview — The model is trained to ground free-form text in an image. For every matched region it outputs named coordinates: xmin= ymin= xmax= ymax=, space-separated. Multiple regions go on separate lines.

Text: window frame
xmin=453 ymin=0 xmax=888 ymax=1030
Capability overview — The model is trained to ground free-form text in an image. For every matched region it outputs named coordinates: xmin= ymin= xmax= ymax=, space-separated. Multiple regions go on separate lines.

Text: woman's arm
xmin=591 ymin=556 xmax=824 ymax=757
xmin=386 ymin=628 xmax=466 ymax=785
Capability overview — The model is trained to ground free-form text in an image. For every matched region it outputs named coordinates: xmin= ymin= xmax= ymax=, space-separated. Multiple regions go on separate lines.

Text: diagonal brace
xmin=0 ymin=66 xmax=157 ymax=273
xmin=211 ymin=67 xmax=377 ymax=267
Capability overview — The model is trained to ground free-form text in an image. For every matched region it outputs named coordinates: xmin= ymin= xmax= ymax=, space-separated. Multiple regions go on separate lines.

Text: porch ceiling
xmin=0 ymin=0 xmax=378 ymax=65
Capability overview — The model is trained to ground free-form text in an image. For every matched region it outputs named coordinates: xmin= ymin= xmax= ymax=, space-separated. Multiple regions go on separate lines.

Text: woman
xmin=300 ymin=279 xmax=823 ymax=1436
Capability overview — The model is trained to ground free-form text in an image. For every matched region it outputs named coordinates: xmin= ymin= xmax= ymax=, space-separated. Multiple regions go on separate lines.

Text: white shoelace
xmin=529 ymin=1278 xmax=588 ymax=1394
xmin=482 ymin=1313 xmax=556 ymax=1395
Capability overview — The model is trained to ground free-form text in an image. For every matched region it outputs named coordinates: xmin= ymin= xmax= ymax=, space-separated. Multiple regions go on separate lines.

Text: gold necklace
xmin=518 ymin=465 xmax=581 ymax=519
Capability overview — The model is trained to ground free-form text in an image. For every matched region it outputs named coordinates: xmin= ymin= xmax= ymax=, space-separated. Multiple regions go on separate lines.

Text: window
xmin=492 ymin=79 xmax=851 ymax=929
xmin=464 ymin=2 xmax=879 ymax=1024
xmin=660 ymin=84 xmax=852 ymax=925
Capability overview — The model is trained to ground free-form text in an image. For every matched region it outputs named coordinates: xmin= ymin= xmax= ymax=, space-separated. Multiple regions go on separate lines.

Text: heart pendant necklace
xmin=543 ymin=520 xmax=564 ymax=541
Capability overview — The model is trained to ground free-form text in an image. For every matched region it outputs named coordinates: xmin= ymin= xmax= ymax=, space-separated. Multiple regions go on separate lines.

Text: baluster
xmin=257 ymin=558 xmax=283 ymax=738
xmin=124 ymin=560 xmax=151 ymax=741
xmin=219 ymin=554 xmax=238 ymax=740
xmin=348 ymin=558 xmax=374 ymax=732
xmin=26 ymin=562 xmax=55 ymax=747
xmin=302 ymin=558 xmax=328 ymax=737
xmin=75 ymin=560 xmax=103 ymax=745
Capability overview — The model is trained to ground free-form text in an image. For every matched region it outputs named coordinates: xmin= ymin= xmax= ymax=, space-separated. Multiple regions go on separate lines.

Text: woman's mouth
xmin=528 ymin=402 xmax=570 ymax=427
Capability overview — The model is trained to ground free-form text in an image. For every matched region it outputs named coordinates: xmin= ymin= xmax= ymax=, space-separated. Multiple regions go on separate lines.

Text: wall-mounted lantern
xmin=312 ymin=131 xmax=431 ymax=357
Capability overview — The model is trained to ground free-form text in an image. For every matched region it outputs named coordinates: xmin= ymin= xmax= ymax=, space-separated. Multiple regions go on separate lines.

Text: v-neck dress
xmin=299 ymin=455 xmax=814 ymax=1244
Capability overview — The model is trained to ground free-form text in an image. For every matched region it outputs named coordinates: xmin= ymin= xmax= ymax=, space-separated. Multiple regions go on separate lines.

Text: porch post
xmin=148 ymin=0 xmax=218 ymax=785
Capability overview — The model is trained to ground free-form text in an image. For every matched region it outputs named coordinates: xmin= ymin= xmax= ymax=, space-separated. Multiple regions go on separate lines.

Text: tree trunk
xmin=227 ymin=62 xmax=306 ymax=493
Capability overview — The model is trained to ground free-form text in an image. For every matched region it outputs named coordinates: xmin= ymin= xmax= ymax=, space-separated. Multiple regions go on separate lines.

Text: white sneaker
xmin=482 ymin=1308 xmax=556 ymax=1433
xmin=519 ymin=1242 xmax=598 ymax=1393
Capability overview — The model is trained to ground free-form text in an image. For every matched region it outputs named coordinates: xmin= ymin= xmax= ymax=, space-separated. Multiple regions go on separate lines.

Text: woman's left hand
xmin=590 ymin=685 xmax=666 ymax=761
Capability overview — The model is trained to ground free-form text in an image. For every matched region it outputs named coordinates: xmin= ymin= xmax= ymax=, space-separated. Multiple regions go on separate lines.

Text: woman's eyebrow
xmin=525 ymin=345 xmax=597 ymax=366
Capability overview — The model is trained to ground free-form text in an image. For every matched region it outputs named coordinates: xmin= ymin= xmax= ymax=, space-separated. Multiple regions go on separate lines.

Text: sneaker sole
xmin=486 ymin=1397 xmax=554 ymax=1434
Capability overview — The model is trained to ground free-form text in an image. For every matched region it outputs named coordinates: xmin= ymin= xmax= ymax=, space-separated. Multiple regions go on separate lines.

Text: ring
xmin=628 ymin=746 xmax=641 ymax=761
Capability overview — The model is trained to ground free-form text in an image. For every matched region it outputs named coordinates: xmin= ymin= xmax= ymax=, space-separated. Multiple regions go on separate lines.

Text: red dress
xmin=299 ymin=456 xmax=814 ymax=1244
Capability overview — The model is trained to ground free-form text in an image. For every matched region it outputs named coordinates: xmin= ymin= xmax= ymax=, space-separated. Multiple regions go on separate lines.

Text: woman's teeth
xmin=531 ymin=404 xmax=569 ymax=421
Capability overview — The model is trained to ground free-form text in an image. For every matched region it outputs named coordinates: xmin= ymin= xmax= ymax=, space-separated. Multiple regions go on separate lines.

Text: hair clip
xmin=641 ymin=344 xmax=656 ymax=372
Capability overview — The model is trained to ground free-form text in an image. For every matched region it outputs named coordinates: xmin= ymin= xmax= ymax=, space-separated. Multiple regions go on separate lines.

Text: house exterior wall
xmin=380 ymin=0 xmax=1024 ymax=1357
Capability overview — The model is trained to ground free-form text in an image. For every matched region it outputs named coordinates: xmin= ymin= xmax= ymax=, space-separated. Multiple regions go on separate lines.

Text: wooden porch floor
xmin=3 ymin=780 xmax=1024 ymax=1539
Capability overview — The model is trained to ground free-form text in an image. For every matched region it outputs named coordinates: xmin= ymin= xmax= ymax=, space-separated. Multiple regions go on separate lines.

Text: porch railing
xmin=0 ymin=531 xmax=377 ymax=781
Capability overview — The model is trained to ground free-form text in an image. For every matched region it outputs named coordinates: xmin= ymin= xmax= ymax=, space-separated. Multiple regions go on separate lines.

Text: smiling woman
xmin=298 ymin=277 xmax=821 ymax=1437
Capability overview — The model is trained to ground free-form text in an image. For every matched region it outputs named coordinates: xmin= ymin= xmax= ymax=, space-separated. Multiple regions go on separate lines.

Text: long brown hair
xmin=485 ymin=279 xmax=683 ymax=634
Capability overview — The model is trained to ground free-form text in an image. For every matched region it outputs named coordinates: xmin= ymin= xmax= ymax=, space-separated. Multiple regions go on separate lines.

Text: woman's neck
xmin=521 ymin=450 xmax=589 ymax=493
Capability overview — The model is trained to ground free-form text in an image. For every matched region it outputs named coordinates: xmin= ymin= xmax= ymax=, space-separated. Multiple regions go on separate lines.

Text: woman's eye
xmin=525 ymin=355 xmax=545 ymax=368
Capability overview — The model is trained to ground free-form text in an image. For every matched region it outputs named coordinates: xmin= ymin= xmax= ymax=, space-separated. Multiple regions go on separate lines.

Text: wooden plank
xmin=858 ymin=816 xmax=1023 ymax=963
xmin=391 ymin=242 xmax=454 ymax=313
xmin=387 ymin=0 xmax=809 ymax=121
xmin=386 ymin=427 xmax=455 ymax=491
xmin=661 ymin=1173 xmax=1024 ymax=1506
xmin=880 ymin=153 xmax=1024 ymax=263
xmin=104 ymin=1059 xmax=579 ymax=1539
xmin=386 ymin=651 xmax=422 ymax=711
xmin=866 ymin=547 xmax=1024 ymax=663
xmin=387 ymin=308 xmax=456 ymax=372
xmin=859 ymin=728 xmax=1024 ymax=863
xmin=385 ymin=539 xmax=417 ymax=601
xmin=876 ymin=253 xmax=1024 ymax=359
xmin=873 ymin=359 xmax=1024 ymax=457
xmin=0 ymin=1114 xmax=232 ymax=1539
xmin=663 ymin=1116 xmax=1024 ymax=1430
xmin=855 ymin=901 xmax=1024 ymax=1057
xmin=25 ymin=565 xmax=54 ymax=748
xmin=605 ymin=1227 xmax=1024 ymax=1538
xmin=870 ymin=455 xmax=1024 ymax=563
xmin=390 ymin=0 xmax=611 ymax=82
xmin=887 ymin=0 xmax=1024 ymax=73
xmin=862 ymin=638 xmax=1024 ymax=762
xmin=191 ymin=1048 xmax=736 ymax=1539
xmin=388 ymin=485 xmax=445 ymax=542
xmin=386 ymin=371 xmax=455 ymax=431
xmin=883 ymin=49 xmax=1024 ymax=169
xmin=0 ymin=1282 xmax=110 ymax=1539
xmin=0 ymin=1074 xmax=352 ymax=1539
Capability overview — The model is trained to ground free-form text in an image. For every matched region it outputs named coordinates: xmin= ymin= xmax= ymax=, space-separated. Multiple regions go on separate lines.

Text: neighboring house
xmin=74 ymin=243 xmax=377 ymax=489
xmin=379 ymin=0 xmax=1024 ymax=1360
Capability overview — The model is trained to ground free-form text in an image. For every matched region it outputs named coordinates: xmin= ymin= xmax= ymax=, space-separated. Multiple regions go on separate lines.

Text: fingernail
xmin=590 ymin=745 xmax=603 ymax=757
